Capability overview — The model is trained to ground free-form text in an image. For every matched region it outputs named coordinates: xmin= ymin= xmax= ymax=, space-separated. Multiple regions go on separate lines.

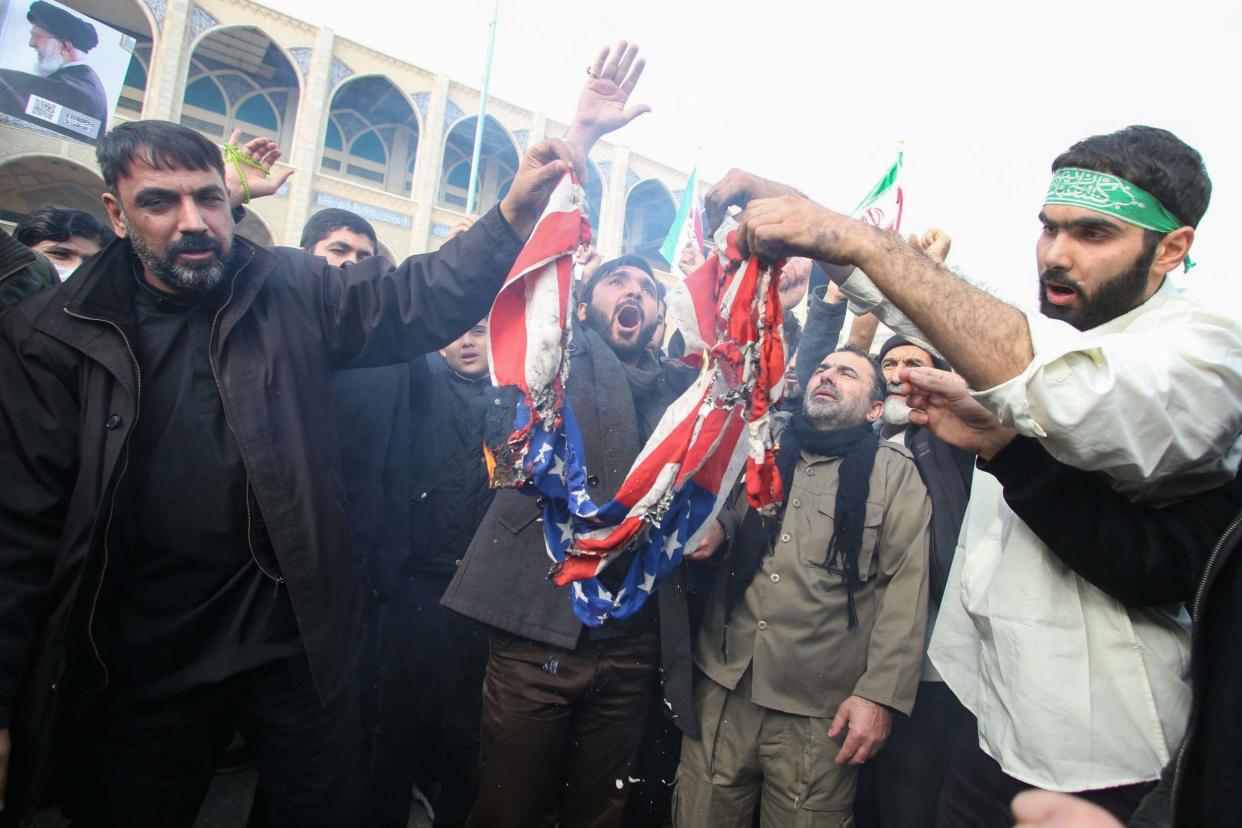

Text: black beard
xmin=1038 ymin=241 xmax=1157 ymax=331
xmin=127 ymin=221 xmax=232 ymax=295
xmin=584 ymin=301 xmax=657 ymax=361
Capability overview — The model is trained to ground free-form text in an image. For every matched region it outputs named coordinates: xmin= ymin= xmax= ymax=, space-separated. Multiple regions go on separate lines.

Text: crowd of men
xmin=0 ymin=39 xmax=1238 ymax=828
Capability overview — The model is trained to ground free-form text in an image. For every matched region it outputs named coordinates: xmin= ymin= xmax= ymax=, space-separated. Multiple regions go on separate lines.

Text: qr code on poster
xmin=25 ymin=95 xmax=62 ymax=124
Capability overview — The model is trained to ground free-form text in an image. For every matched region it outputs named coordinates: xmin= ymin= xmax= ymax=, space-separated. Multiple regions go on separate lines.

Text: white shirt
xmin=844 ymin=270 xmax=1242 ymax=790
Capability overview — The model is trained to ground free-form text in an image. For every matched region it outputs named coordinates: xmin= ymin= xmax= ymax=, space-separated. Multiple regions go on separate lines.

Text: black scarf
xmin=722 ymin=414 xmax=878 ymax=655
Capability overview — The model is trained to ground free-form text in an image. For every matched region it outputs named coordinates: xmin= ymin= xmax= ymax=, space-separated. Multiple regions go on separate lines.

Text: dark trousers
xmin=467 ymin=630 xmax=660 ymax=828
xmin=71 ymin=655 xmax=362 ymax=828
xmin=936 ymin=715 xmax=1156 ymax=828
xmin=371 ymin=572 xmax=489 ymax=828
xmin=855 ymin=681 xmax=968 ymax=828
xmin=621 ymin=683 xmax=683 ymax=828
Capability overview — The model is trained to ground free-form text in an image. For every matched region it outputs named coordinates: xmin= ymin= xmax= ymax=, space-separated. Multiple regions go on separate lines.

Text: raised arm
xmin=319 ymin=139 xmax=582 ymax=369
xmin=563 ymin=41 xmax=651 ymax=158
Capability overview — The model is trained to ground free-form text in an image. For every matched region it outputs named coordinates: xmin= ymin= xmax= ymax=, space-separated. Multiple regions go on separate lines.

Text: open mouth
xmin=615 ymin=305 xmax=642 ymax=332
xmin=1042 ymin=281 xmax=1077 ymax=306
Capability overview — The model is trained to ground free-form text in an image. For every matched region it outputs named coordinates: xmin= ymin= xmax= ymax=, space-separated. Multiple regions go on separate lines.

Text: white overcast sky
xmin=264 ymin=0 xmax=1241 ymax=307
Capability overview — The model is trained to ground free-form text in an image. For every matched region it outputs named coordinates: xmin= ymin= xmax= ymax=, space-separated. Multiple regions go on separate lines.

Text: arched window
xmin=438 ymin=115 xmax=519 ymax=212
xmin=447 ymin=161 xmax=470 ymax=189
xmin=351 ymin=131 xmax=387 ymax=165
xmin=235 ymin=94 xmax=278 ymax=132
xmin=181 ymin=28 xmax=300 ymax=146
xmin=325 ymin=120 xmax=343 ymax=151
xmin=123 ymin=57 xmax=147 ymax=91
xmin=321 ymin=76 xmax=420 ymax=195
xmin=184 ymin=77 xmax=226 ymax=114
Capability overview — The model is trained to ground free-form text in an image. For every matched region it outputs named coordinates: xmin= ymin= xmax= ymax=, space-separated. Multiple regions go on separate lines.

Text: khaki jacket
xmin=697 ymin=441 xmax=932 ymax=718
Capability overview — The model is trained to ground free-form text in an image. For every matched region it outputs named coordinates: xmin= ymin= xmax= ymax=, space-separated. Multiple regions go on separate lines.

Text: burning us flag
xmin=485 ymin=171 xmax=784 ymax=626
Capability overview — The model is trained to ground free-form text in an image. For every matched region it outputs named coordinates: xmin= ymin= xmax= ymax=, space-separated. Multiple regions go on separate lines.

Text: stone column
xmin=141 ymin=0 xmax=192 ymax=121
xmin=281 ymin=26 xmax=335 ymax=245
xmin=527 ymin=112 xmax=547 ymax=146
xmin=406 ymin=74 xmax=450 ymax=254
xmin=597 ymin=146 xmax=629 ymax=259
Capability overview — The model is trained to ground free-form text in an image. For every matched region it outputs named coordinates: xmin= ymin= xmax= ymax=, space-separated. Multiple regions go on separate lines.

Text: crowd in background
xmin=0 ymin=39 xmax=1239 ymax=828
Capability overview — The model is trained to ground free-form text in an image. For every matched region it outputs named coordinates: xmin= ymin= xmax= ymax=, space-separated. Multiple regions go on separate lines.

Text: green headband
xmin=1045 ymin=167 xmax=1194 ymax=271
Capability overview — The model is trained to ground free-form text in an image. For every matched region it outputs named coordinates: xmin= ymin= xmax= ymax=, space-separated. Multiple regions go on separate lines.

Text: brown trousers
xmin=466 ymin=630 xmax=660 ymax=828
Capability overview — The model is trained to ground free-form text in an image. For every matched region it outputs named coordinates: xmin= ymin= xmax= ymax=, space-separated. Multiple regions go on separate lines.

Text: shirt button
xmin=454 ymin=558 xmax=463 ymax=567
xmin=770 ymin=573 xmax=780 ymax=583
xmin=535 ymin=496 xmax=547 ymax=508
xmin=806 ymin=468 xmax=815 ymax=476
xmin=780 ymin=532 xmax=791 ymax=543
xmin=105 ymin=414 xmax=122 ymax=430
xmin=791 ymin=498 xmax=801 ymax=508
xmin=757 ymin=620 xmax=769 ymax=631
xmin=494 ymin=398 xmax=503 ymax=406
xmin=419 ymin=491 xmax=429 ymax=501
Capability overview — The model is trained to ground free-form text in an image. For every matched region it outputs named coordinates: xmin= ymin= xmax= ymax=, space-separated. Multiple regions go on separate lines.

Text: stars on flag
xmin=663 ymin=532 xmax=683 ymax=560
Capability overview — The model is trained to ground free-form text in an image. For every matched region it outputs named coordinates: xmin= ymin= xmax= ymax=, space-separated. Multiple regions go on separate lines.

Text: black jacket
xmin=0 ymin=207 xmax=521 ymax=821
xmin=0 ymin=230 xmax=57 ymax=312
xmin=332 ymin=353 xmax=518 ymax=588
xmin=904 ymin=426 xmax=973 ymax=606
xmin=441 ymin=326 xmax=705 ymax=733
xmin=981 ymin=437 xmax=1242 ymax=827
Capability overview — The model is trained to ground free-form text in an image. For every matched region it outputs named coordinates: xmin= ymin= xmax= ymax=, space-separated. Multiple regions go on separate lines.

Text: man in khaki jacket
xmin=676 ymin=345 xmax=932 ymax=827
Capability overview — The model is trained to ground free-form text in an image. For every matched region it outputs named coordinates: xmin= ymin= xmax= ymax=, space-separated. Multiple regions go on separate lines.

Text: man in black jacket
xmin=897 ymin=366 xmax=1242 ymax=828
xmin=337 ymin=317 xmax=513 ymax=828
xmin=0 ymin=118 xmax=575 ymax=827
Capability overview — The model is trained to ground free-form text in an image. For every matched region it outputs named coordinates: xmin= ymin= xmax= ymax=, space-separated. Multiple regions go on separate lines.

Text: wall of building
xmin=0 ymin=0 xmax=699 ymax=280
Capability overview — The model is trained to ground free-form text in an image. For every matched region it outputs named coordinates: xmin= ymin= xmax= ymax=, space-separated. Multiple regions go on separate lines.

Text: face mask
xmin=54 ymin=263 xmax=77 ymax=281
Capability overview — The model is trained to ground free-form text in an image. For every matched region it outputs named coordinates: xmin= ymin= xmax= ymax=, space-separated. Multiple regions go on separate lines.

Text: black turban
xmin=27 ymin=1 xmax=98 ymax=52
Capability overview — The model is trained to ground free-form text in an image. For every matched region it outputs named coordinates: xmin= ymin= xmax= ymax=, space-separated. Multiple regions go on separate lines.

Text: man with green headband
xmin=702 ymin=125 xmax=1242 ymax=828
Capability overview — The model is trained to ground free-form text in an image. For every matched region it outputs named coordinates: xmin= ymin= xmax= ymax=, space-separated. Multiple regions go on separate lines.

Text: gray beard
xmin=34 ymin=45 xmax=62 ymax=76
xmin=125 ymin=218 xmax=231 ymax=295
xmin=882 ymin=395 xmax=912 ymax=426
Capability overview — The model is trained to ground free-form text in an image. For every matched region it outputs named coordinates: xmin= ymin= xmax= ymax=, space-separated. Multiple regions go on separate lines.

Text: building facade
xmin=0 ymin=0 xmax=694 ymax=274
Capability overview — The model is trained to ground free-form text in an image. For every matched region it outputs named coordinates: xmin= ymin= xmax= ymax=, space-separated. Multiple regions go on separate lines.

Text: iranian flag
xmin=659 ymin=166 xmax=704 ymax=276
xmin=851 ymin=151 xmax=904 ymax=232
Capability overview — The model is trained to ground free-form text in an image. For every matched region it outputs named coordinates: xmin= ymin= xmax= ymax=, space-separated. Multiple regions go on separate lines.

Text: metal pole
xmin=465 ymin=0 xmax=501 ymax=215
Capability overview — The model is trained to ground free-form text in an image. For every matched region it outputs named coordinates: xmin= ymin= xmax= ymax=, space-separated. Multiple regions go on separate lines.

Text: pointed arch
xmin=321 ymin=75 xmax=422 ymax=196
xmin=438 ymin=114 xmax=521 ymax=214
xmin=622 ymin=179 xmax=677 ymax=269
xmin=181 ymin=26 xmax=302 ymax=147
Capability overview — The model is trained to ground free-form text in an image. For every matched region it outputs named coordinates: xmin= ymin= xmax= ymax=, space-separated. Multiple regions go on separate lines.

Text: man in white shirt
xmin=702 ymin=125 xmax=1242 ymax=827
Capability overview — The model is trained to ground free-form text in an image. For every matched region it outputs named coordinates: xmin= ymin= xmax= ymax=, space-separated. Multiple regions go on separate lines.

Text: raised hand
xmin=499 ymin=138 xmax=585 ymax=241
xmin=565 ymin=41 xmax=651 ymax=154
xmin=735 ymin=194 xmax=867 ymax=266
xmin=448 ymin=215 xmax=478 ymax=240
xmin=703 ymin=168 xmax=803 ymax=235
xmin=223 ymin=129 xmax=295 ymax=208
xmin=678 ymin=240 xmax=705 ymax=276
xmin=909 ymin=228 xmax=951 ymax=263
xmin=898 ymin=366 xmax=1016 ymax=459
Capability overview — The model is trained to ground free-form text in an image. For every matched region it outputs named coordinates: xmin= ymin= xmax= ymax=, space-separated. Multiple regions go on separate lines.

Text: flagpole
xmin=465 ymin=0 xmax=501 ymax=216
